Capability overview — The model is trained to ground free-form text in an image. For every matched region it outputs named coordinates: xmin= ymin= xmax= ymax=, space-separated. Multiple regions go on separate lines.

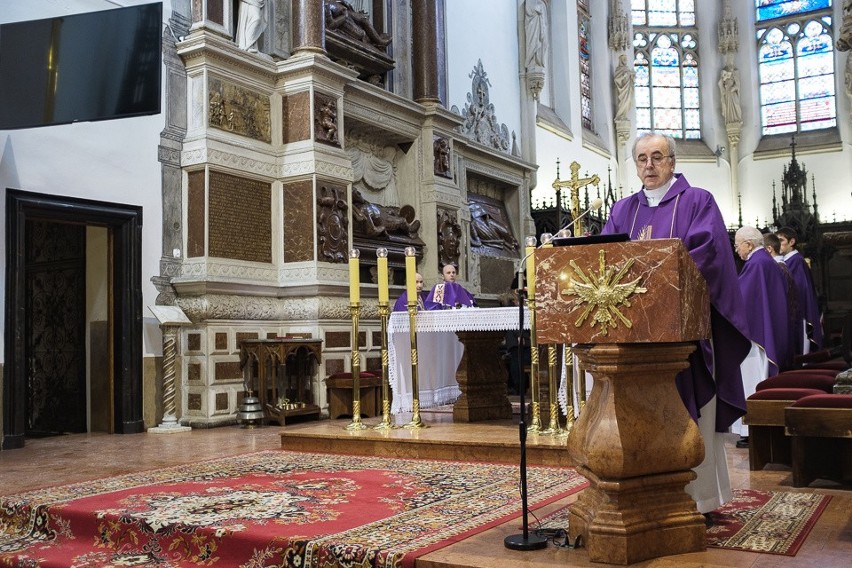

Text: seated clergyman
xmin=426 ymin=264 xmax=476 ymax=308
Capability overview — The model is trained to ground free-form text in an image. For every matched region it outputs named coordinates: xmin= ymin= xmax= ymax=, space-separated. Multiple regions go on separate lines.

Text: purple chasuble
xmin=738 ymin=248 xmax=794 ymax=375
xmin=392 ymin=291 xmax=436 ymax=312
xmin=783 ymin=251 xmax=823 ymax=351
xmin=602 ymin=174 xmax=751 ymax=431
xmin=426 ymin=281 xmax=476 ymax=309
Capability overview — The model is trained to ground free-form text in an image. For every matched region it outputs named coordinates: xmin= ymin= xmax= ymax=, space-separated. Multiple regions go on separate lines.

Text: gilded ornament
xmin=560 ymin=250 xmax=647 ymax=335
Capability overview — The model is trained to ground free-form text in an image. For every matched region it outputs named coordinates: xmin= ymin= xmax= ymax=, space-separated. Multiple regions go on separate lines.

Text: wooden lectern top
xmin=535 ymin=238 xmax=710 ymax=345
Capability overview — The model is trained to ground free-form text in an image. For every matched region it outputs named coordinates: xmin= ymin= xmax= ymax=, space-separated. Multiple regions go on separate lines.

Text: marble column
xmin=412 ymin=0 xmax=443 ymax=104
xmin=292 ymin=0 xmax=326 ymax=55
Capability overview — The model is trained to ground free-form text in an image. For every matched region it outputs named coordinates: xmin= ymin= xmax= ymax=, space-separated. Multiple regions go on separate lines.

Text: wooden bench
xmin=785 ymin=394 xmax=852 ymax=487
xmin=745 ymin=387 xmax=825 ymax=470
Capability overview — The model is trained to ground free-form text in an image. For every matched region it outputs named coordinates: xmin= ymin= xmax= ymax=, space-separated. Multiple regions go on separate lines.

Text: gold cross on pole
xmin=552 ymin=161 xmax=600 ymax=236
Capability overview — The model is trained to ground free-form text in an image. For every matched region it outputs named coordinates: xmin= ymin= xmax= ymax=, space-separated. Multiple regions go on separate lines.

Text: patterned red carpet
xmin=0 ymin=450 xmax=588 ymax=567
xmin=705 ymin=489 xmax=831 ymax=555
xmin=535 ymin=488 xmax=831 ymax=557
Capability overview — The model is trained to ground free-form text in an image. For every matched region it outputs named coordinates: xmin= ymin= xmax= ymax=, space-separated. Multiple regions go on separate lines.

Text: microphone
xmin=546 ymin=197 xmax=604 ymax=243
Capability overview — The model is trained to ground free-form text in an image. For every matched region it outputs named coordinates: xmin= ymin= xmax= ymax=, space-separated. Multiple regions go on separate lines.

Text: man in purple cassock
xmin=426 ymin=264 xmax=476 ymax=308
xmin=776 ymin=227 xmax=822 ymax=354
xmin=601 ymin=132 xmax=751 ymax=515
xmin=392 ymin=272 xmax=436 ymax=312
xmin=732 ymin=226 xmax=795 ymax=446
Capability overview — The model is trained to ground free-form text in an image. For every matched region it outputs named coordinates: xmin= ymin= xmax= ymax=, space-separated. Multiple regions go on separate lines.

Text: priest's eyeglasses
xmin=636 ymin=153 xmax=673 ymax=166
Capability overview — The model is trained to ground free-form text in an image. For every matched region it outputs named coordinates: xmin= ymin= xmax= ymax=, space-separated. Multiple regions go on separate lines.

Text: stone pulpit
xmin=535 ymin=238 xmax=710 ymax=565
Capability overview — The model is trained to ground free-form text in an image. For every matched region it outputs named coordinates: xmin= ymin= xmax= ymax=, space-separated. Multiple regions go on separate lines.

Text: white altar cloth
xmin=388 ymin=307 xmax=529 ymax=414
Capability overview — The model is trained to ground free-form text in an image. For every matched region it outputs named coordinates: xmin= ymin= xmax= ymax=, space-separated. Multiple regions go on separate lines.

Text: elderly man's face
xmin=415 ymin=273 xmax=424 ymax=292
xmin=634 ymin=135 xmax=675 ymax=190
xmin=442 ymin=265 xmax=457 ymax=282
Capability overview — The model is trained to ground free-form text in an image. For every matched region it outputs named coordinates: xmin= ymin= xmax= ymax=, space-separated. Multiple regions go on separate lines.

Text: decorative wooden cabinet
xmin=239 ymin=338 xmax=322 ymax=425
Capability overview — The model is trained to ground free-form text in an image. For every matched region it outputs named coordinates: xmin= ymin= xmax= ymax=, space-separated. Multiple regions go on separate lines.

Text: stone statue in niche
xmin=325 ymin=0 xmax=391 ymax=49
xmin=524 ymin=0 xmax=548 ymax=70
xmin=433 ymin=137 xmax=451 ymax=178
xmin=613 ymin=53 xmax=635 ymax=122
xmin=352 ymin=189 xmax=421 ymax=240
xmin=317 ymin=185 xmax=349 ymax=263
xmin=718 ymin=65 xmax=742 ymax=124
xmin=468 ymin=199 xmax=519 ymax=252
xmin=437 ymin=209 xmax=462 ymax=269
xmin=236 ymin=0 xmax=266 ymax=53
xmin=315 ymin=96 xmax=339 ymax=145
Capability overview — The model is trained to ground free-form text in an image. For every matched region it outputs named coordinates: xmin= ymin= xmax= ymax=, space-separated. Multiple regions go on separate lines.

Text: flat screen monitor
xmin=0 ymin=2 xmax=163 ymax=130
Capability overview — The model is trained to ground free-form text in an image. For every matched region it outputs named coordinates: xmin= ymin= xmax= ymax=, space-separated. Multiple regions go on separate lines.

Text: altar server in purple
xmin=776 ymin=227 xmax=823 ymax=353
xmin=601 ymin=132 xmax=751 ymax=515
xmin=393 ymin=273 xmax=436 ymax=312
xmin=426 ymin=264 xmax=476 ymax=308
xmin=731 ymin=227 xmax=795 ymax=446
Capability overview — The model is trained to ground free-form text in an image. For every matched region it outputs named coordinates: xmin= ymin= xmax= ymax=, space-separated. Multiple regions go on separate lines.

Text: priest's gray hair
xmin=735 ymin=226 xmax=764 ymax=248
xmin=631 ymin=132 xmax=677 ymax=160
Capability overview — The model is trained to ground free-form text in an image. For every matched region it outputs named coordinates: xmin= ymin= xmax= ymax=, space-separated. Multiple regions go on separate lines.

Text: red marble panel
xmin=535 ymin=238 xmax=710 ymax=345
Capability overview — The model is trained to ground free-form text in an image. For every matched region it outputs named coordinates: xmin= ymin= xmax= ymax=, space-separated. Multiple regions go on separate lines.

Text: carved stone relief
xmin=450 ymin=60 xmax=516 ymax=155
xmin=437 ymin=208 xmax=462 ymax=269
xmin=207 ymin=76 xmax=271 ymax=142
xmin=468 ymin=193 xmax=519 ymax=255
xmin=314 ymin=92 xmax=340 ymax=146
xmin=352 ymin=189 xmax=420 ymax=240
xmin=317 ymin=184 xmax=349 ymax=262
xmin=433 ymin=136 xmax=451 ymax=178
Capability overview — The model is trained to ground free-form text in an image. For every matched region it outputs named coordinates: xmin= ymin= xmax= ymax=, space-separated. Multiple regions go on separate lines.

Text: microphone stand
xmin=504 ymin=265 xmax=548 ymax=551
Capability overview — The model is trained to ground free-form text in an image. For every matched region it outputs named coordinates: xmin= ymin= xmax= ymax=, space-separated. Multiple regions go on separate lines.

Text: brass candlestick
xmin=577 ymin=356 xmax=587 ymax=412
xmin=374 ymin=303 xmax=394 ymax=430
xmin=345 ymin=302 xmax=367 ymax=431
xmin=558 ymin=344 xmax=574 ymax=438
xmin=526 ymin=296 xmax=542 ymax=432
xmin=404 ymin=302 xmax=426 ymax=429
xmin=542 ymin=343 xmax=564 ymax=436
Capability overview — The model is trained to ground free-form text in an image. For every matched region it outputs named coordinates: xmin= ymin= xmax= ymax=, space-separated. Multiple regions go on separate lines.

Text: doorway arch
xmin=3 ymin=189 xmax=144 ymax=449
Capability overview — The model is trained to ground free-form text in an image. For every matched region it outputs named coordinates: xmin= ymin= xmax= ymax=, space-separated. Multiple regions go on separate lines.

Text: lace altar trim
xmin=388 ymin=307 xmax=530 ymax=333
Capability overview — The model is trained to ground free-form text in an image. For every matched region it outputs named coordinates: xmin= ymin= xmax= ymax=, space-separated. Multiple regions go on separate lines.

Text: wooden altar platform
xmin=278 ymin=408 xmax=574 ymax=468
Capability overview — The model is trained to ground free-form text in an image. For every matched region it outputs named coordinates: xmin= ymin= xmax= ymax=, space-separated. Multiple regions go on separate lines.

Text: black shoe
xmin=735 ymin=436 xmax=749 ymax=449
xmin=703 ymin=513 xmax=714 ymax=528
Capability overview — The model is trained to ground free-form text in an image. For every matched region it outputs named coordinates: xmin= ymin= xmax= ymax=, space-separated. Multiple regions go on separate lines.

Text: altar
xmin=388 ymin=307 xmax=529 ymax=422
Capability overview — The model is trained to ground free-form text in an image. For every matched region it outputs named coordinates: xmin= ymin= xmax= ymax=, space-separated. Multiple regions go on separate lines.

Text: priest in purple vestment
xmin=732 ymin=227 xmax=795 ymax=447
xmin=736 ymin=227 xmax=794 ymax=376
xmin=777 ymin=227 xmax=823 ymax=353
xmin=426 ymin=264 xmax=476 ymax=308
xmin=392 ymin=272 xmax=436 ymax=312
xmin=601 ymin=132 xmax=751 ymax=515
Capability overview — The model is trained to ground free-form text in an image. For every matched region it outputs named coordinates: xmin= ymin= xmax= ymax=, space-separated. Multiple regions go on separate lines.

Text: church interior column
xmin=411 ymin=0 xmax=444 ymax=105
xmin=292 ymin=0 xmax=326 ymax=55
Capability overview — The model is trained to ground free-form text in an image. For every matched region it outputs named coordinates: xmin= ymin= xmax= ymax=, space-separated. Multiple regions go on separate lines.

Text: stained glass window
xmin=756 ymin=1 xmax=835 ymax=135
xmin=632 ymin=1 xmax=700 ymax=139
xmin=756 ymin=0 xmax=831 ymax=22
xmin=579 ymin=9 xmax=594 ymax=131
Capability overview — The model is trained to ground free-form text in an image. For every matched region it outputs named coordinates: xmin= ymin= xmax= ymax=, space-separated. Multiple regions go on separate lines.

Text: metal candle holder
xmin=542 ymin=342 xmax=564 ymax=436
xmin=345 ymin=248 xmax=366 ymax=431
xmin=374 ymin=303 xmax=394 ymax=430
xmin=403 ymin=246 xmax=426 ymax=429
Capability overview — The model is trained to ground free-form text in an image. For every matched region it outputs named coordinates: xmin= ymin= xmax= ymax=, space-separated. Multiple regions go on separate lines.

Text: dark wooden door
xmin=25 ymin=219 xmax=87 ymax=436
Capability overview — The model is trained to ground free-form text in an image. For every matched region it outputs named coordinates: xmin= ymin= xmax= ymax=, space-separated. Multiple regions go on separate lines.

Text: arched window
xmin=578 ymin=0 xmax=594 ymax=132
xmin=756 ymin=0 xmax=836 ymax=135
xmin=631 ymin=0 xmax=700 ymax=139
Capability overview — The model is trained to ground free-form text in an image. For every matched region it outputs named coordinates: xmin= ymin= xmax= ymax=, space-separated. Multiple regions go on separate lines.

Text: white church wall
xmin=445 ymin=0 xmax=522 ymax=139
xmin=0 ymin=0 xmax=174 ymax=361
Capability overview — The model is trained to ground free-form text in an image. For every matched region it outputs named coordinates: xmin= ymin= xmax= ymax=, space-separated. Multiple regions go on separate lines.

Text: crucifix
xmin=552 ymin=160 xmax=600 ymax=235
